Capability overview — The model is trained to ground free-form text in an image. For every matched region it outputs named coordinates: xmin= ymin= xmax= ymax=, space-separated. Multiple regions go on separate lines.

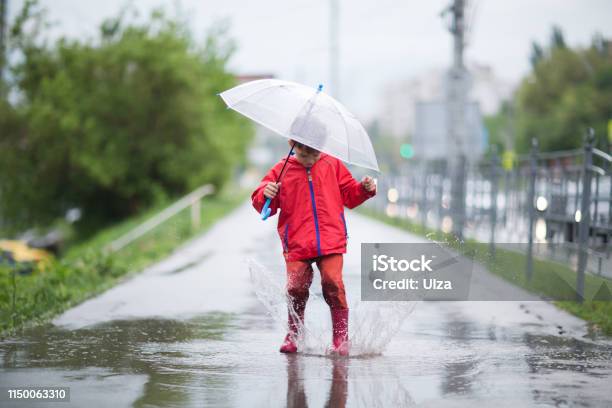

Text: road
xmin=1 ymin=201 xmax=611 ymax=407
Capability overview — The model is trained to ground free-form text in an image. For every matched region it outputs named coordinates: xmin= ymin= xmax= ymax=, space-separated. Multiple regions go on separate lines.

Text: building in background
xmin=378 ymin=62 xmax=514 ymax=141
xmin=413 ymin=100 xmax=486 ymax=160
xmin=378 ymin=69 xmax=444 ymax=141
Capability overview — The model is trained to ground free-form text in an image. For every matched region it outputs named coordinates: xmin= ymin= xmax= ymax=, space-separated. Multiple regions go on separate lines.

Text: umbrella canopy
xmin=219 ymin=79 xmax=379 ymax=172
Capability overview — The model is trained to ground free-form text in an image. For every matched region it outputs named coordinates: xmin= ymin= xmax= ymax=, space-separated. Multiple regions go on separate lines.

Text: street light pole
xmin=329 ymin=0 xmax=339 ymax=98
xmin=444 ymin=0 xmax=469 ymax=238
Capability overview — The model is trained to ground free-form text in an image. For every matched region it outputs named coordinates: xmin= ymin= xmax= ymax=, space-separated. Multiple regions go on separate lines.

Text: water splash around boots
xmin=245 ymin=257 xmax=417 ymax=357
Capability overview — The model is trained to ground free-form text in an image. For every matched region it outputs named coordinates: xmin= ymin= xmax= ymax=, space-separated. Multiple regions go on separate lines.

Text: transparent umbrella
xmin=219 ymin=79 xmax=379 ymax=219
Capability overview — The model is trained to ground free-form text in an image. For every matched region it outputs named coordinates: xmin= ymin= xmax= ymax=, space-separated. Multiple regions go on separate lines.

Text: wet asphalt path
xmin=1 ymin=201 xmax=611 ymax=407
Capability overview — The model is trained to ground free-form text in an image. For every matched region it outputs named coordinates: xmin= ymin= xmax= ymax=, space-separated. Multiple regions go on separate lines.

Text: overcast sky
xmin=8 ymin=0 xmax=612 ymax=120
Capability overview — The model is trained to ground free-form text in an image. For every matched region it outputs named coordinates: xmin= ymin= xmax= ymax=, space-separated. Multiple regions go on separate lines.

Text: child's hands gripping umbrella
xmin=261 ymin=182 xmax=280 ymax=219
xmin=260 ymin=142 xmax=296 ymax=220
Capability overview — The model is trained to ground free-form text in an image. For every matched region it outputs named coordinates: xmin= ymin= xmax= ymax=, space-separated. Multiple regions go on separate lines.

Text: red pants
xmin=285 ymin=253 xmax=348 ymax=312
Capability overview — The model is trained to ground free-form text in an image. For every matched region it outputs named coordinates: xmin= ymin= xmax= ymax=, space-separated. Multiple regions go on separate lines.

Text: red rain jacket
xmin=251 ymin=153 xmax=376 ymax=261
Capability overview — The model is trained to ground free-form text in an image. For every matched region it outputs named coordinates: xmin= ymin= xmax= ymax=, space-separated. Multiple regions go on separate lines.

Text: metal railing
xmin=368 ymin=130 xmax=611 ymax=300
xmin=105 ymin=184 xmax=214 ymax=253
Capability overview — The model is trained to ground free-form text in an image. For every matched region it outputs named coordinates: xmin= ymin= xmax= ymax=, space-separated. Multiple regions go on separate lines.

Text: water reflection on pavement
xmin=1 ymin=202 xmax=611 ymax=407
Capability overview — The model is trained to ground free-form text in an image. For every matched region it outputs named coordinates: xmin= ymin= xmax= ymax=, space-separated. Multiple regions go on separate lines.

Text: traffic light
xmin=400 ymin=144 xmax=414 ymax=159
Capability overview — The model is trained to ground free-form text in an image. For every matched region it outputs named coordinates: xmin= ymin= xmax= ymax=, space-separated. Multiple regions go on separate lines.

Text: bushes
xmin=0 ymin=187 xmax=247 ymax=334
xmin=0 ymin=1 xmax=252 ymax=236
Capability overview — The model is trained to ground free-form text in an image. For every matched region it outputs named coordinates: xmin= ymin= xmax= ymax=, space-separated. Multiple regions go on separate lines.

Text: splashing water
xmin=245 ymin=257 xmax=417 ymax=357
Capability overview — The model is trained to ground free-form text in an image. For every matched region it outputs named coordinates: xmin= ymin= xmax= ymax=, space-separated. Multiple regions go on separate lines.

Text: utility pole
xmin=0 ymin=0 xmax=7 ymax=84
xmin=329 ymin=0 xmax=339 ymax=98
xmin=443 ymin=0 xmax=470 ymax=239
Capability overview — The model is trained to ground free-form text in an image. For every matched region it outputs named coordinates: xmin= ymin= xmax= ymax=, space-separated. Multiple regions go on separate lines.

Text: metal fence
xmin=367 ymin=130 xmax=611 ymax=299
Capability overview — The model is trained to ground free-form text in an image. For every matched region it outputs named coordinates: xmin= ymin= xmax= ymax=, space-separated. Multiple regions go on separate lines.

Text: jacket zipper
xmin=340 ymin=212 xmax=348 ymax=239
xmin=306 ymin=168 xmax=322 ymax=256
xmin=283 ymin=223 xmax=289 ymax=252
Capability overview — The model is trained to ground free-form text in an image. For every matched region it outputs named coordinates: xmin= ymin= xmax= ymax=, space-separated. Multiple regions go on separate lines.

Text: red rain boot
xmin=280 ymin=307 xmax=304 ymax=353
xmin=280 ymin=333 xmax=298 ymax=354
xmin=331 ymin=308 xmax=349 ymax=356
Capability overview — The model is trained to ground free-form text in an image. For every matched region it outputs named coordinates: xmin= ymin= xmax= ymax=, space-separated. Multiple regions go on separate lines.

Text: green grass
xmin=359 ymin=207 xmax=612 ymax=336
xmin=0 ymin=185 xmax=249 ymax=335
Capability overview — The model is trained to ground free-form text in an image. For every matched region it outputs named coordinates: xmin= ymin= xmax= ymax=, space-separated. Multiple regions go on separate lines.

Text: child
xmin=251 ymin=140 xmax=377 ymax=355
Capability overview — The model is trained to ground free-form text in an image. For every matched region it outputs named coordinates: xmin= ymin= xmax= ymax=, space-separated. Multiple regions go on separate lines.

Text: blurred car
xmin=0 ymin=240 xmax=54 ymax=274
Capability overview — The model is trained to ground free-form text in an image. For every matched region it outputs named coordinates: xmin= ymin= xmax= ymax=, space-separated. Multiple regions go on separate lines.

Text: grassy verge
xmin=359 ymin=207 xmax=612 ymax=336
xmin=0 ymin=185 xmax=249 ymax=335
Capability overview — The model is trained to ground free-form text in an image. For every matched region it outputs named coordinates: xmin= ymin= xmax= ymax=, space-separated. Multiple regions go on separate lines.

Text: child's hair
xmin=292 ymin=141 xmax=320 ymax=155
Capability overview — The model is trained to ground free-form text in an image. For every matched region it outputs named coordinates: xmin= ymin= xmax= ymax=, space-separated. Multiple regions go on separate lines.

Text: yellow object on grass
xmin=0 ymin=240 xmax=53 ymax=271
xmin=502 ymin=150 xmax=516 ymax=171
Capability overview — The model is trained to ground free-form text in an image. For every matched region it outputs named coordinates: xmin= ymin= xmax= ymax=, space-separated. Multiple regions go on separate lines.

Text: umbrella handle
xmin=260 ymin=142 xmax=295 ymax=221
xmin=261 ymin=198 xmax=272 ymax=220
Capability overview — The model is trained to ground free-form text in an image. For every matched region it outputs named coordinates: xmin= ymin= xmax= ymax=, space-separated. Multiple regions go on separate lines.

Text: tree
xmin=514 ymin=26 xmax=612 ymax=153
xmin=483 ymin=100 xmax=514 ymax=154
xmin=551 ymin=25 xmax=566 ymax=50
xmin=0 ymin=1 xmax=252 ymax=235
xmin=530 ymin=42 xmax=544 ymax=68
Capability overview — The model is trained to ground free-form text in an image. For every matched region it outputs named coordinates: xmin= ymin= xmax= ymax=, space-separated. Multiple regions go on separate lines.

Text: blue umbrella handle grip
xmin=261 ymin=198 xmax=272 ymax=220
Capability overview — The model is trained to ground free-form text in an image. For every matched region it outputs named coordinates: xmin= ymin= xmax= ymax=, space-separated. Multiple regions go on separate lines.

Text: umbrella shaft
xmin=275 ymin=142 xmax=297 ymax=183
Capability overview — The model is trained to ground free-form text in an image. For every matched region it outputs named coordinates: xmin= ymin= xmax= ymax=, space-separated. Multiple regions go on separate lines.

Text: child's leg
xmin=316 ymin=254 xmax=349 ymax=354
xmin=285 ymin=259 xmax=314 ymax=330
xmin=315 ymin=254 xmax=347 ymax=310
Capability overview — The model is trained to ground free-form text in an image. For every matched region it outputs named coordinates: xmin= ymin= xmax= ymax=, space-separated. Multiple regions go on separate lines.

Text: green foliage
xmin=529 ymin=41 xmax=544 ymax=68
xmin=483 ymin=101 xmax=514 ymax=154
xmin=515 ymin=26 xmax=612 ymax=153
xmin=556 ymin=300 xmax=612 ymax=336
xmin=0 ymin=252 xmax=127 ymax=332
xmin=0 ymin=1 xmax=252 ymax=235
xmin=0 ymin=186 xmax=248 ymax=334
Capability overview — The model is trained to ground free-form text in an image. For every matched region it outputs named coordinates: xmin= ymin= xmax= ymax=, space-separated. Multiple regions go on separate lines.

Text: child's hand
xmin=264 ymin=182 xmax=281 ymax=199
xmin=361 ymin=176 xmax=376 ymax=192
